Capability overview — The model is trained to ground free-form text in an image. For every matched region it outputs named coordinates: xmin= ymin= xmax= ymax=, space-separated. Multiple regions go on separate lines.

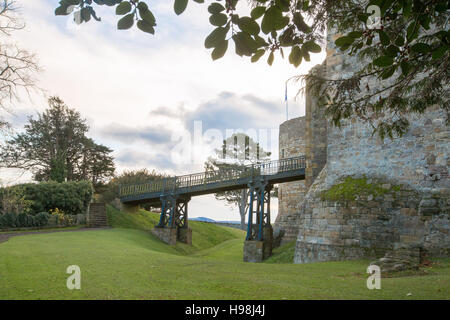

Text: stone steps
xmin=88 ymin=203 xmax=108 ymax=227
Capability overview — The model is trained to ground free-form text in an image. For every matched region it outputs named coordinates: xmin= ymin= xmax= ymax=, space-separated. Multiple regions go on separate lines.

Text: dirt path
xmin=0 ymin=227 xmax=110 ymax=244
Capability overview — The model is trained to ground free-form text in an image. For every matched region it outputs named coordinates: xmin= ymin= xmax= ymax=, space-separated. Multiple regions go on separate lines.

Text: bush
xmin=0 ymin=212 xmax=51 ymax=229
xmin=1 ymin=181 xmax=93 ymax=216
xmin=0 ymin=186 xmax=33 ymax=215
xmin=50 ymin=208 xmax=74 ymax=226
xmin=34 ymin=212 xmax=50 ymax=227
xmin=0 ymin=213 xmax=18 ymax=228
xmin=0 ymin=214 xmax=7 ymax=227
xmin=17 ymin=213 xmax=32 ymax=227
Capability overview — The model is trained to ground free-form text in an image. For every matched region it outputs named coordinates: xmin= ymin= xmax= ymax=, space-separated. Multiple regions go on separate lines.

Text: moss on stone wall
xmin=320 ymin=176 xmax=402 ymax=202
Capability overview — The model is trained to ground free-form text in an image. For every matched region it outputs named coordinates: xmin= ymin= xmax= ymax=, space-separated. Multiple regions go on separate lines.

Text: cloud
xmin=6 ymin=0 xmax=324 ymax=220
xmin=116 ymin=149 xmax=177 ymax=171
xmin=100 ymin=123 xmax=173 ymax=145
xmin=184 ymin=92 xmax=285 ymax=132
xmin=147 ymin=91 xmax=285 ymax=133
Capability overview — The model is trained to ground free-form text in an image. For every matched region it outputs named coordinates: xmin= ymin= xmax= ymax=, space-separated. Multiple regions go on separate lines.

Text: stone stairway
xmin=88 ymin=203 xmax=108 ymax=228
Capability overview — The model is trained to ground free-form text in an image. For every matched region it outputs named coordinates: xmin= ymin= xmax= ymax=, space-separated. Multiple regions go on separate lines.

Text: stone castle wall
xmin=324 ymin=30 xmax=449 ymax=191
xmin=275 ymin=117 xmax=307 ymax=243
xmin=276 ymin=25 xmax=449 ymax=263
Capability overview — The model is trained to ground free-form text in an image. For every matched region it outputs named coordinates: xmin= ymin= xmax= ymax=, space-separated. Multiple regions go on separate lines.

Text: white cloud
xmin=3 ymin=0 xmax=324 ymax=220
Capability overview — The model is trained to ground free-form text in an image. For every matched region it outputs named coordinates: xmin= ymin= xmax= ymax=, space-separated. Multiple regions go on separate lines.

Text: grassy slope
xmin=265 ymin=241 xmax=296 ymax=264
xmin=106 ymin=206 xmax=242 ymax=255
xmin=0 ymin=206 xmax=448 ymax=300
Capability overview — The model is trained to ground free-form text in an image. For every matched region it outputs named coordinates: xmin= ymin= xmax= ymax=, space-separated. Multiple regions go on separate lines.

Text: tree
xmin=205 ymin=132 xmax=272 ymax=230
xmin=0 ymin=96 xmax=115 ymax=187
xmin=100 ymin=168 xmax=167 ymax=207
xmin=0 ymin=0 xmax=40 ymax=132
xmin=53 ymin=0 xmax=449 ymax=139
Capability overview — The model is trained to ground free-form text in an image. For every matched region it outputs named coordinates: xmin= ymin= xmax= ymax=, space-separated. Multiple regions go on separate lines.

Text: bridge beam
xmin=244 ymin=180 xmax=273 ymax=262
xmin=152 ymin=194 xmax=192 ymax=245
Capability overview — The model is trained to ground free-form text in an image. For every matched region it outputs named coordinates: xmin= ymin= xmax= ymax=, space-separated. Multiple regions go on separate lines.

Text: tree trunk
xmin=239 ymin=189 xmax=248 ymax=230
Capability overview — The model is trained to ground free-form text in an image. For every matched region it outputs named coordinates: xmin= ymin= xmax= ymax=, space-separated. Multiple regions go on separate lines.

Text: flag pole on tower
xmin=285 ymin=81 xmax=289 ymax=121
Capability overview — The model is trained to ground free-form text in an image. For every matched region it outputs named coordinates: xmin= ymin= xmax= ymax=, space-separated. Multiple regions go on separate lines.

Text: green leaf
xmin=301 ymin=47 xmax=310 ymax=61
xmin=204 ymin=26 xmax=229 ymax=49
xmin=275 ymin=0 xmax=290 ymax=12
xmin=238 ymin=17 xmax=260 ymax=35
xmin=402 ymin=0 xmax=412 ymax=18
xmin=348 ymin=31 xmax=363 ymax=38
xmin=303 ymin=40 xmax=321 ymax=53
xmin=432 ymin=45 xmax=449 ymax=60
xmin=250 ymin=7 xmax=265 ymax=20
xmin=400 ymin=60 xmax=410 ymax=75
xmin=55 ymin=5 xmax=70 ymax=16
xmin=232 ymin=32 xmax=258 ymax=56
xmin=116 ymin=1 xmax=131 ymax=15
xmin=293 ymin=12 xmax=311 ymax=33
xmin=212 ymin=40 xmax=228 ymax=60
xmin=411 ymin=43 xmax=431 ymax=54
xmin=208 ymin=3 xmax=225 ymax=14
xmin=137 ymin=20 xmax=155 ymax=34
xmin=378 ymin=30 xmax=390 ymax=45
xmin=81 ymin=7 xmax=91 ymax=22
xmin=288 ymin=46 xmax=302 ymax=67
xmin=406 ymin=22 xmax=419 ymax=41
xmin=395 ymin=36 xmax=405 ymax=46
xmin=117 ymin=13 xmax=134 ymax=30
xmin=261 ymin=6 xmax=283 ymax=34
xmin=209 ymin=13 xmax=228 ymax=27
xmin=373 ymin=55 xmax=394 ymax=67
xmin=385 ymin=45 xmax=400 ymax=57
xmin=251 ymin=49 xmax=265 ymax=62
xmin=254 ymin=35 xmax=268 ymax=48
xmin=65 ymin=0 xmax=81 ymax=5
xmin=381 ymin=65 xmax=396 ymax=79
xmin=174 ymin=0 xmax=188 ymax=15
xmin=138 ymin=2 xmax=156 ymax=26
xmin=267 ymin=51 xmax=274 ymax=66
xmin=335 ymin=36 xmax=354 ymax=48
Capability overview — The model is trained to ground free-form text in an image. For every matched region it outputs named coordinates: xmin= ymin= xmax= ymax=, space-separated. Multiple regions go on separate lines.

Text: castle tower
xmin=276 ymin=23 xmax=449 ymax=263
xmin=275 ymin=117 xmax=307 ymax=244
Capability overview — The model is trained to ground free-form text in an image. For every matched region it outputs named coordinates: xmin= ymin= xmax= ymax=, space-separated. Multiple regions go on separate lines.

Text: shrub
xmin=34 ymin=212 xmax=50 ymax=227
xmin=16 ymin=213 xmax=31 ymax=227
xmin=0 ymin=186 xmax=33 ymax=215
xmin=1 ymin=181 xmax=93 ymax=215
xmin=0 ymin=214 xmax=6 ymax=227
xmin=0 ymin=212 xmax=51 ymax=229
xmin=50 ymin=208 xmax=74 ymax=226
xmin=1 ymin=213 xmax=18 ymax=228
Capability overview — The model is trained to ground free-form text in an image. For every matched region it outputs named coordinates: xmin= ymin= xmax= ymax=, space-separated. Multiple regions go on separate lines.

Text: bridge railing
xmin=119 ymin=156 xmax=305 ymax=199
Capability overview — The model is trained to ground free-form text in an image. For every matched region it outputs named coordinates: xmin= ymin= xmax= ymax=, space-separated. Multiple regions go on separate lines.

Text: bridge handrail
xmin=119 ymin=156 xmax=305 ymax=198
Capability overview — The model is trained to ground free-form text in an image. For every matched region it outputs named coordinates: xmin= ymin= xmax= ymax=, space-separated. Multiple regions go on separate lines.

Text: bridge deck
xmin=119 ymin=156 xmax=306 ymax=205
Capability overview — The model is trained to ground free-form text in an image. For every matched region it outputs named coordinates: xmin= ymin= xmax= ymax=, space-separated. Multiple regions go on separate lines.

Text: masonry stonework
xmin=276 ymin=24 xmax=449 ymax=265
xmin=275 ymin=117 xmax=307 ymax=243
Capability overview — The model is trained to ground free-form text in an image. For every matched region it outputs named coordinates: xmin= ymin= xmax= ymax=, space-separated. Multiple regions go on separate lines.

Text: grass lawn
xmin=0 ymin=206 xmax=448 ymax=300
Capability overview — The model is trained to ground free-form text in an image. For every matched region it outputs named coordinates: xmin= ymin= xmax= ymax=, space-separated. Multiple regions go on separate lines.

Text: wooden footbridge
xmin=119 ymin=156 xmax=306 ymax=260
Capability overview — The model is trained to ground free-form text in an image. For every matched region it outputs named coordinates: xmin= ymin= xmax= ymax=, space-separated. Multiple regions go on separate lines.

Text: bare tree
xmin=0 ymin=0 xmax=40 ymax=132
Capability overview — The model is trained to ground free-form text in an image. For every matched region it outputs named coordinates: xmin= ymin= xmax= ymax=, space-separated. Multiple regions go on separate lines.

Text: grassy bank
xmin=0 ymin=207 xmax=448 ymax=300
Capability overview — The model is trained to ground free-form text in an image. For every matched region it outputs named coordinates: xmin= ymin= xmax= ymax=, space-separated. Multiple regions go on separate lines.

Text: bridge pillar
xmin=152 ymin=194 xmax=192 ymax=245
xmin=244 ymin=180 xmax=273 ymax=262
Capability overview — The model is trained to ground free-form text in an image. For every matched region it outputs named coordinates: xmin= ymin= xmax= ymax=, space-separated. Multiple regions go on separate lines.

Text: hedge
xmin=0 ymin=212 xmax=50 ymax=228
xmin=1 ymin=181 xmax=93 ymax=216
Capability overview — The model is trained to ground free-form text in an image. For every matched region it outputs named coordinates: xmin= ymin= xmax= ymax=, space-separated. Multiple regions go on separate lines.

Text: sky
xmin=0 ymin=0 xmax=325 ymax=221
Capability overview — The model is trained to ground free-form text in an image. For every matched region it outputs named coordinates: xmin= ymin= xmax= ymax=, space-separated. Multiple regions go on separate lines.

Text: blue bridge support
xmin=244 ymin=179 xmax=274 ymax=262
xmin=152 ymin=195 xmax=192 ymax=245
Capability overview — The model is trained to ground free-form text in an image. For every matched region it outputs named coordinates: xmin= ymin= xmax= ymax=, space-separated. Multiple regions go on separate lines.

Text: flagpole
xmin=285 ymin=81 xmax=289 ymax=121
